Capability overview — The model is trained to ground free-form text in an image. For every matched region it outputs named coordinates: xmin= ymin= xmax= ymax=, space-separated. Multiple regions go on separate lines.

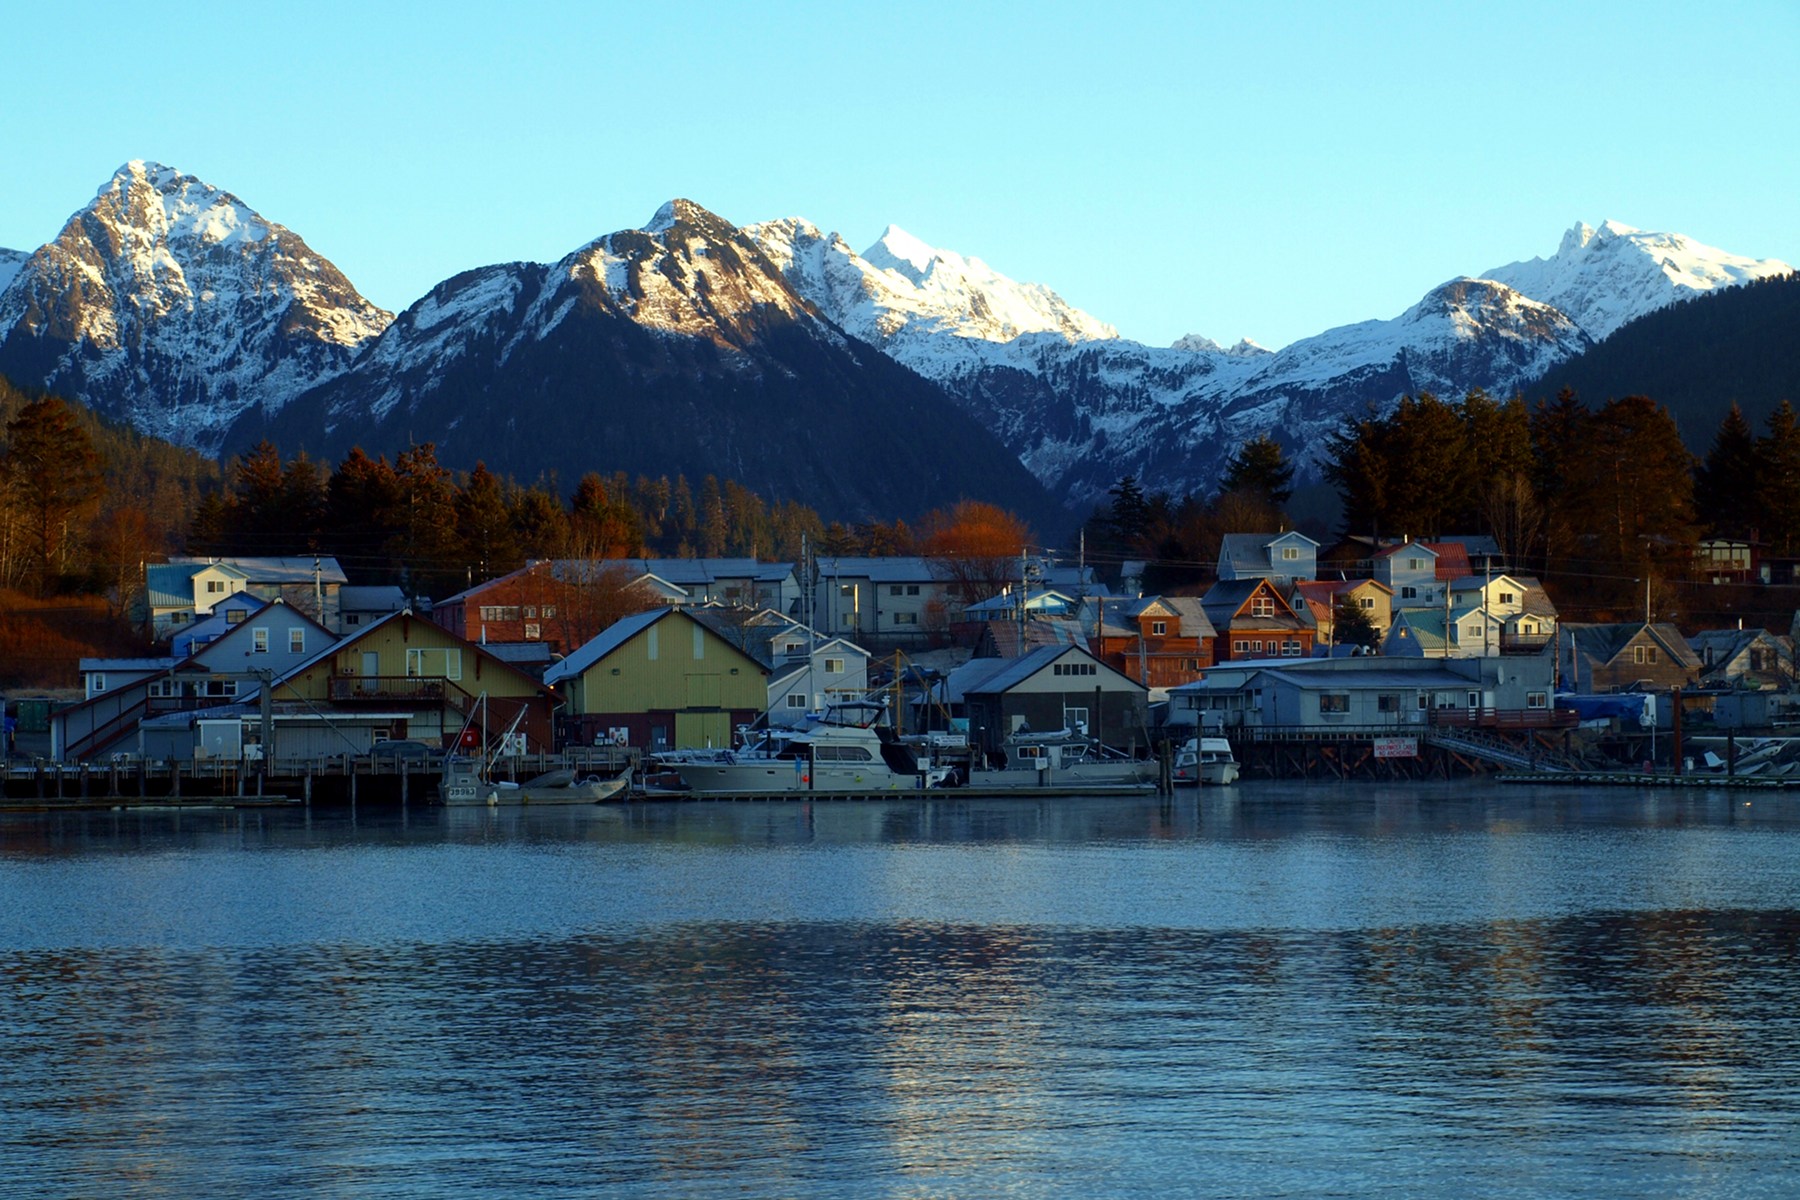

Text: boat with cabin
xmin=1172 ymin=736 xmax=1240 ymax=786
xmin=664 ymin=702 xmax=952 ymax=794
xmin=954 ymin=729 xmax=1157 ymax=792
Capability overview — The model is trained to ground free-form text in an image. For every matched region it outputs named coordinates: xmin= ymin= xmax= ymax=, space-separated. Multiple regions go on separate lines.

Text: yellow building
xmin=272 ymin=610 xmax=554 ymax=750
xmin=546 ymin=608 xmax=769 ymax=752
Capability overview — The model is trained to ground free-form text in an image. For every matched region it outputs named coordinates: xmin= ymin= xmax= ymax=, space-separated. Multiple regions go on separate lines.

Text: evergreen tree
xmin=1217 ymin=435 xmax=1295 ymax=510
xmin=454 ymin=462 xmax=521 ymax=578
xmin=1331 ymin=596 xmax=1381 ymax=651
xmin=1757 ymin=401 xmax=1800 ymax=558
xmin=1 ymin=397 xmax=104 ymax=592
xmin=1695 ymin=403 xmax=1761 ymax=539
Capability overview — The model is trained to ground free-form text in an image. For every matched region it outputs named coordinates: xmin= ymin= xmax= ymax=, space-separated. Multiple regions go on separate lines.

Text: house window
xmin=346 ymin=614 xmax=360 ymax=626
xmin=890 ymin=585 xmax=905 ymax=597
xmin=1281 ymin=546 xmax=1300 ymax=561
xmin=1234 ymin=640 xmax=1249 ymax=654
xmin=1401 ymin=586 xmax=1417 ymax=600
xmin=1319 ymin=694 xmax=1349 ymax=714
xmin=523 ymin=606 xmax=537 ymax=619
xmin=1377 ymin=694 xmax=1401 ymax=713
xmin=252 ymin=628 xmax=269 ymax=653
xmin=1251 ymin=595 xmax=1274 ymax=617
xmin=1151 ymin=621 xmax=1167 ymax=636
xmin=1499 ymin=592 xmax=1516 ymax=605
xmin=787 ymin=692 xmax=808 ymax=708
xmin=1468 ymin=692 xmax=1481 ymax=708
xmin=785 ymin=641 xmax=804 ymax=656
xmin=1186 ymin=658 xmax=1202 ymax=670
xmin=1282 ymin=640 xmax=1302 ymax=657
xmin=824 ymin=658 xmax=845 ymax=674
xmin=207 ymin=579 xmax=225 ymax=594
xmin=1063 ymin=706 xmax=1089 ymax=732
xmin=1252 ymin=640 xmax=1264 ymax=653
xmin=91 ymin=673 xmax=107 ymax=693
xmin=543 ymin=607 xmax=557 ymax=619
xmin=524 ymin=623 xmax=540 ymax=640
xmin=1466 ymin=625 xmax=1482 ymax=638
xmin=1408 ymin=558 xmax=1423 ymax=571
xmin=839 ymin=585 xmax=855 ymax=597
xmin=906 ymin=585 xmax=920 ymax=596
xmin=1634 ymin=645 xmax=1659 ymax=665
xmin=1360 ymin=597 xmax=1374 ymax=609
xmin=894 ymin=612 xmax=918 ymax=625
xmin=289 ymin=629 xmax=305 ymax=653
xmin=1528 ymin=691 xmax=1548 ymax=709
xmin=226 ymin=610 xmax=245 ymax=625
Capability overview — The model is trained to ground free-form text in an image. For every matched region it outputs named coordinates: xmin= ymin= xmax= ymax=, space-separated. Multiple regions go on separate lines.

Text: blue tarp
xmin=1557 ymin=693 xmax=1653 ymax=727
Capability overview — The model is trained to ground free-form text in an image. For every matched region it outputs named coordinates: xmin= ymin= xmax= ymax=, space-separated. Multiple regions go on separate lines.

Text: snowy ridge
xmin=0 ymin=161 xmax=391 ymax=450
xmin=1481 ymin=219 xmax=1792 ymax=341
xmin=302 ymin=198 xmax=848 ymax=437
xmin=0 ymin=249 xmax=26 ymax=298
xmin=749 ymin=214 xmax=1604 ymax=509
xmin=744 ymin=218 xmax=1115 ymax=374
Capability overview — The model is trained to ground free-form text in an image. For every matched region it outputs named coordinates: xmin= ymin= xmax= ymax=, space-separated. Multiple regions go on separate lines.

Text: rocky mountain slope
xmin=743 ymin=217 xmax=1789 ymax=509
xmin=0 ymin=162 xmax=391 ymax=451
xmin=2 ymin=160 xmax=1789 ymax=521
xmin=236 ymin=200 xmax=1064 ymax=528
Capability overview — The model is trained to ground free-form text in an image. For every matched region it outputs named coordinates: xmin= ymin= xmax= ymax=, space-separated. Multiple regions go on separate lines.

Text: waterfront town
xmin=7 ymin=524 xmax=1796 ymax=801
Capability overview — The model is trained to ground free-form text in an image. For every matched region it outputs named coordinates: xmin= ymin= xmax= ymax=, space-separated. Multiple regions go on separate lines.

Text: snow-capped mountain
xmin=746 ymin=221 xmax=1604 ymax=509
xmin=0 ymin=161 xmax=390 ymax=450
xmin=239 ymin=200 xmax=1061 ymax=527
xmin=2 ymin=159 xmax=1786 ymax=522
xmin=1482 ymin=220 xmax=1791 ymax=342
xmin=745 ymin=218 xmax=1117 ymax=376
xmin=0 ymin=248 xmax=26 ymax=297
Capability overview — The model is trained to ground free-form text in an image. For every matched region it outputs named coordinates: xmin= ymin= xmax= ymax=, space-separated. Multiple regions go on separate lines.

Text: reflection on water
xmin=3 ymin=782 xmax=1798 ymax=1198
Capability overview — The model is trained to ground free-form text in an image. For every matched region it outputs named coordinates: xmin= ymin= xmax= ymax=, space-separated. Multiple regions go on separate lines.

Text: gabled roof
xmin=1447 ymin=574 xmax=1527 ymax=594
xmin=556 ymin=558 xmax=795 ymax=586
xmin=963 ymin=644 xmax=1145 ymax=697
xmin=1201 ymin=578 xmax=1302 ymax=626
xmin=259 ymin=608 xmax=546 ymax=699
xmin=191 ymin=598 xmax=337 ymax=667
xmin=543 ymin=608 xmax=670 ymax=685
xmin=1420 ymin=543 xmax=1472 ymax=580
xmin=339 ymin=585 xmax=408 ymax=612
xmin=1293 ymin=579 xmax=1392 ymax=605
xmin=979 ymin=617 xmax=1091 ymax=658
xmin=1372 ymin=541 xmax=1439 ymax=562
xmin=169 ymin=556 xmax=348 ymax=585
xmin=1565 ymin=623 xmax=1703 ymax=670
xmin=144 ymin=561 xmax=212 ymax=608
xmin=79 ymin=657 xmax=178 ymax=673
xmin=1091 ymin=595 xmax=1217 ymax=640
xmin=814 ymin=556 xmax=945 ymax=583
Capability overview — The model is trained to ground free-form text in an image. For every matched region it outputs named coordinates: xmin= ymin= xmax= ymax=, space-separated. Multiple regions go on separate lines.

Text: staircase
xmin=1424 ymin=726 xmax=1585 ymax=773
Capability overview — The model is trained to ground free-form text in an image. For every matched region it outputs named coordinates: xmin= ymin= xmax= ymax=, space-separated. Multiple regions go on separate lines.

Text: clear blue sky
xmin=4 ymin=1 xmax=1795 ymax=350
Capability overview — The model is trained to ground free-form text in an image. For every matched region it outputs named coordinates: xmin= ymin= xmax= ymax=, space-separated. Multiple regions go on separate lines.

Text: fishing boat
xmin=438 ymin=693 xmax=631 ymax=805
xmin=955 ymin=729 xmax=1157 ymax=791
xmin=440 ymin=759 xmax=630 ymax=806
xmin=1172 ymin=736 xmax=1239 ymax=786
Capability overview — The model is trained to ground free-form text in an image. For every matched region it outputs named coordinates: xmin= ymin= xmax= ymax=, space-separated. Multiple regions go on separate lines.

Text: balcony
xmin=328 ymin=675 xmax=451 ymax=705
xmin=1429 ymin=706 xmax=1579 ymax=731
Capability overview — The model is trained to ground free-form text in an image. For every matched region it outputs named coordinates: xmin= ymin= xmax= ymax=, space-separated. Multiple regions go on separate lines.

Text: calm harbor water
xmin=3 ymin=783 xmax=1798 ymax=1198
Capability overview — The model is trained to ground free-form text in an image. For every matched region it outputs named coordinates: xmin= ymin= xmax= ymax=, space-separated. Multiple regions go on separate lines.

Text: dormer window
xmin=1251 ymin=595 xmax=1274 ymax=617
xmin=1280 ymin=546 xmax=1299 ymax=561
xmin=1150 ymin=621 xmax=1167 ymax=636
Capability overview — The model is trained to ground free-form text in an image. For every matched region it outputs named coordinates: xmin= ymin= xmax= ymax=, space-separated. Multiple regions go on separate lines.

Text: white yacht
xmin=1172 ymin=736 xmax=1240 ymax=786
xmin=668 ymin=704 xmax=949 ymax=794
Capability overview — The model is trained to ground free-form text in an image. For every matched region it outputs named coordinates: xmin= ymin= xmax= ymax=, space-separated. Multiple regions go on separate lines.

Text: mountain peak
xmin=864 ymin=225 xmax=940 ymax=279
xmin=0 ymin=160 xmax=391 ymax=451
xmin=1485 ymin=219 xmax=1792 ymax=341
xmin=644 ymin=198 xmax=723 ymax=234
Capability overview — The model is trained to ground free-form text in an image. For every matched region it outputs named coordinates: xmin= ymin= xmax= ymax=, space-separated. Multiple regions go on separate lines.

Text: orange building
xmin=1089 ymin=597 xmax=1216 ymax=688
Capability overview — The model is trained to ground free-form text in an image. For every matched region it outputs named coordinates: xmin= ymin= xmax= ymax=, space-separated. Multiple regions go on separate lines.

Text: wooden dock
xmin=1497 ymin=770 xmax=1799 ymax=789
